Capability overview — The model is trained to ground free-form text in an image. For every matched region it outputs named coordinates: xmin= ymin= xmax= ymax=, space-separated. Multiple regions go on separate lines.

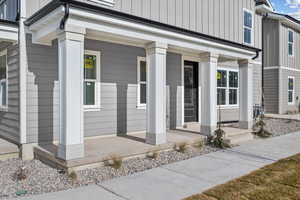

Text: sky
xmin=271 ymin=0 xmax=300 ymax=18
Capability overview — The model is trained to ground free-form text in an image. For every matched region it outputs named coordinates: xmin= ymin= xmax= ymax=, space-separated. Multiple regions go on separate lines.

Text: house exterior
xmin=263 ymin=13 xmax=300 ymax=114
xmin=0 ymin=0 xmax=272 ymax=161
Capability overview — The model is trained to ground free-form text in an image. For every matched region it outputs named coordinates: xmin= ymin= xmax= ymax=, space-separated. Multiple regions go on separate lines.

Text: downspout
xmin=59 ymin=3 xmax=69 ymax=30
xmin=260 ymin=13 xmax=268 ymax=113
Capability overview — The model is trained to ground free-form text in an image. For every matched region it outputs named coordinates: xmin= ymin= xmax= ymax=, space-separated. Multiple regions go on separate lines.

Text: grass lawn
xmin=184 ymin=153 xmax=300 ymax=200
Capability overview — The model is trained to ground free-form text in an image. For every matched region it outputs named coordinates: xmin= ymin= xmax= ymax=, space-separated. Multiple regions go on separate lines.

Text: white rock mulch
xmin=264 ymin=117 xmax=300 ymax=137
xmin=0 ymin=145 xmax=218 ymax=199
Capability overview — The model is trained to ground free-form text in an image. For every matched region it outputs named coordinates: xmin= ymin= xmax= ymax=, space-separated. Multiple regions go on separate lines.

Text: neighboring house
xmin=264 ymin=13 xmax=300 ymax=114
xmin=0 ymin=0 xmax=272 ymax=161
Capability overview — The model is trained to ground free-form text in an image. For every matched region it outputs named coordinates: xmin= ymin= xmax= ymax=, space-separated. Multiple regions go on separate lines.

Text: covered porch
xmin=25 ymin=1 xmax=258 ymax=162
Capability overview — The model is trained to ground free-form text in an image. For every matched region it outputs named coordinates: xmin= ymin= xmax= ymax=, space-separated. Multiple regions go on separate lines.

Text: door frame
xmin=181 ymin=55 xmax=202 ymax=126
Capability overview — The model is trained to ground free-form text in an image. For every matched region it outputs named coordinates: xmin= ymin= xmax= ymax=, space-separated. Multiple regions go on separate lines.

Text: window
xmin=288 ymin=76 xmax=295 ymax=105
xmin=243 ymin=9 xmax=253 ymax=45
xmin=0 ymin=49 xmax=7 ymax=109
xmin=137 ymin=57 xmax=147 ymax=108
xmin=288 ymin=30 xmax=294 ymax=56
xmin=217 ymin=69 xmax=239 ymax=106
xmin=84 ymin=50 xmax=101 ymax=111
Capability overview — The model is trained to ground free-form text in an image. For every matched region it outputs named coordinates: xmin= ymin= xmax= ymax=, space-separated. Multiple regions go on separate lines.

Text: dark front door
xmin=184 ymin=61 xmax=199 ymax=123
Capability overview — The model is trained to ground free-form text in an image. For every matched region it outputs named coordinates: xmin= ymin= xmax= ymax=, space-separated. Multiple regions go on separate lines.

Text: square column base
xmin=239 ymin=121 xmax=253 ymax=130
xmin=146 ymin=132 xmax=167 ymax=145
xmin=200 ymin=125 xmax=217 ymax=136
xmin=57 ymin=143 xmax=84 ymax=160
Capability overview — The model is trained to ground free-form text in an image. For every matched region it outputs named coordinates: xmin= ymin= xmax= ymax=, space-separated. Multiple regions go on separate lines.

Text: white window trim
xmin=0 ymin=49 xmax=7 ymax=111
xmin=217 ymin=67 xmax=239 ymax=109
xmin=288 ymin=29 xmax=294 ymax=57
xmin=84 ymin=50 xmax=101 ymax=112
xmin=243 ymin=8 xmax=253 ymax=46
xmin=288 ymin=76 xmax=295 ymax=105
xmin=137 ymin=56 xmax=147 ymax=109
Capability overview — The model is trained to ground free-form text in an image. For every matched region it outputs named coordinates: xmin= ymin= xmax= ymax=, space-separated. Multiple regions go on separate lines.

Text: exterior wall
xmin=26 ymin=0 xmax=262 ymax=49
xmin=279 ymin=69 xmax=300 ymax=114
xmin=279 ymin=24 xmax=300 ymax=69
xmin=26 ymin=37 xmax=183 ymax=143
xmin=263 ymin=19 xmax=279 ymax=67
xmin=264 ymin=68 xmax=279 ymax=113
xmin=0 ymin=42 xmax=20 ymax=143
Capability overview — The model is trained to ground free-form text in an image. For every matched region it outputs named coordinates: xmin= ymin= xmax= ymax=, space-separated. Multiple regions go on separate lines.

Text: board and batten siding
xmin=26 ymin=0 xmax=262 ymax=50
xmin=26 ymin=37 xmax=183 ymax=143
xmin=0 ymin=43 xmax=20 ymax=144
xmin=264 ymin=68 xmax=279 ymax=114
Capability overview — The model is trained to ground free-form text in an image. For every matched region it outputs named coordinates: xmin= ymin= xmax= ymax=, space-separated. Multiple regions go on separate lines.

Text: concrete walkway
xmin=17 ymin=131 xmax=300 ymax=200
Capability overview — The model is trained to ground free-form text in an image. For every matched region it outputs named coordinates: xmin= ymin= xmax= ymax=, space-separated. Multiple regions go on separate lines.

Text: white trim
xmin=87 ymin=0 xmax=115 ymax=7
xmin=181 ymin=56 xmax=185 ymax=126
xmin=288 ymin=76 xmax=295 ymax=105
xmin=83 ymin=50 xmax=101 ymax=111
xmin=264 ymin=66 xmax=300 ymax=72
xmin=288 ymin=29 xmax=294 ymax=57
xmin=137 ymin=56 xmax=147 ymax=109
xmin=0 ymin=49 xmax=8 ymax=111
xmin=217 ymin=67 xmax=239 ymax=107
xmin=243 ymin=8 xmax=254 ymax=46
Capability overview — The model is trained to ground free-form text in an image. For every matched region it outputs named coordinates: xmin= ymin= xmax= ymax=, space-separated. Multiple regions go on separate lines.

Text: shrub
xmin=253 ymin=114 xmax=272 ymax=138
xmin=15 ymin=166 xmax=27 ymax=181
xmin=146 ymin=149 xmax=160 ymax=160
xmin=174 ymin=142 xmax=188 ymax=153
xmin=68 ymin=171 xmax=78 ymax=183
xmin=106 ymin=154 xmax=123 ymax=170
xmin=193 ymin=139 xmax=204 ymax=150
xmin=208 ymin=128 xmax=231 ymax=149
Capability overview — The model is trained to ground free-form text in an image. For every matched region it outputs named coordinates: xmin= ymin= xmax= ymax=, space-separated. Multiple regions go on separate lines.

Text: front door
xmin=184 ymin=61 xmax=199 ymax=123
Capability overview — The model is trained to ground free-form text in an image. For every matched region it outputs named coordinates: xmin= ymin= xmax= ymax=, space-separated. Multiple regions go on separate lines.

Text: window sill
xmin=217 ymin=105 xmax=239 ymax=110
xmin=84 ymin=106 xmax=102 ymax=112
xmin=136 ymin=105 xmax=146 ymax=110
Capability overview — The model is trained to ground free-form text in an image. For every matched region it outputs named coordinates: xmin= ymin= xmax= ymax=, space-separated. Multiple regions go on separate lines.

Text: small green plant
xmin=174 ymin=142 xmax=188 ymax=153
xmin=68 ymin=171 xmax=78 ymax=183
xmin=106 ymin=154 xmax=123 ymax=169
xmin=193 ymin=139 xmax=204 ymax=150
xmin=146 ymin=149 xmax=160 ymax=160
xmin=253 ymin=114 xmax=272 ymax=138
xmin=208 ymin=128 xmax=231 ymax=149
xmin=15 ymin=166 xmax=27 ymax=181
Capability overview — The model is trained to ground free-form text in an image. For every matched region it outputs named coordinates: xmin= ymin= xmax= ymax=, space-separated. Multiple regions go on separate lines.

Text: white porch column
xmin=200 ymin=53 xmax=219 ymax=136
xmin=146 ymin=42 xmax=168 ymax=145
xmin=57 ymin=28 xmax=86 ymax=160
xmin=238 ymin=59 xmax=253 ymax=129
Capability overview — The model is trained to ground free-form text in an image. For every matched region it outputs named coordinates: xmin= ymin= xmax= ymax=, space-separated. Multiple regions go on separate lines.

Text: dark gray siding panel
xmin=0 ymin=43 xmax=20 ymax=143
xmin=26 ymin=35 xmax=59 ymax=143
xmin=27 ymin=0 xmax=262 ymax=49
xmin=264 ymin=68 xmax=279 ymax=113
xmin=263 ymin=19 xmax=279 ymax=67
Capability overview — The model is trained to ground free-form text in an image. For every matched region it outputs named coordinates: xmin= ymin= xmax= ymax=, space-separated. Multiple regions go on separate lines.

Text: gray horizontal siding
xmin=0 ymin=43 xmax=20 ymax=143
xmin=26 ymin=0 xmax=262 ymax=49
xmin=264 ymin=68 xmax=279 ymax=113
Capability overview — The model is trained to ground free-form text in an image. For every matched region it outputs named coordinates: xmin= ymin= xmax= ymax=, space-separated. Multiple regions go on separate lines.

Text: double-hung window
xmin=288 ymin=76 xmax=295 ymax=105
xmin=217 ymin=69 xmax=239 ymax=106
xmin=0 ymin=49 xmax=7 ymax=109
xmin=288 ymin=30 xmax=294 ymax=56
xmin=137 ymin=57 xmax=147 ymax=108
xmin=243 ymin=9 xmax=253 ymax=45
xmin=84 ymin=50 xmax=101 ymax=111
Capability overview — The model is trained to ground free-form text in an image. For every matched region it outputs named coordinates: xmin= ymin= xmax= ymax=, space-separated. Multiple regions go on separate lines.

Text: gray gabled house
xmin=264 ymin=13 xmax=300 ymax=114
xmin=0 ymin=0 xmax=272 ymax=161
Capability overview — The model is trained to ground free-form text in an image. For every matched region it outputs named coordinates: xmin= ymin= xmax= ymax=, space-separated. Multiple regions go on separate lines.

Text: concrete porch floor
xmin=0 ymin=138 xmax=19 ymax=160
xmin=34 ymin=130 xmax=204 ymax=171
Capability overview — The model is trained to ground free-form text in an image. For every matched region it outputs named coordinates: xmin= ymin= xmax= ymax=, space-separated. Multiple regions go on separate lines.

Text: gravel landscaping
xmin=0 ymin=145 xmax=218 ymax=199
xmin=264 ymin=117 xmax=300 ymax=137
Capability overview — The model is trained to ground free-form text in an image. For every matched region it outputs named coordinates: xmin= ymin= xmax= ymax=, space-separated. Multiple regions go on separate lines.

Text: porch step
xmin=225 ymin=131 xmax=254 ymax=145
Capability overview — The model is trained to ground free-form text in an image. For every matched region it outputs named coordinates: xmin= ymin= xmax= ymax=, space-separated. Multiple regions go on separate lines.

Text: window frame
xmin=288 ymin=29 xmax=294 ymax=57
xmin=288 ymin=76 xmax=295 ymax=105
xmin=83 ymin=50 xmax=101 ymax=111
xmin=243 ymin=8 xmax=253 ymax=45
xmin=217 ymin=68 xmax=239 ymax=108
xmin=0 ymin=49 xmax=7 ymax=111
xmin=137 ymin=56 xmax=147 ymax=109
